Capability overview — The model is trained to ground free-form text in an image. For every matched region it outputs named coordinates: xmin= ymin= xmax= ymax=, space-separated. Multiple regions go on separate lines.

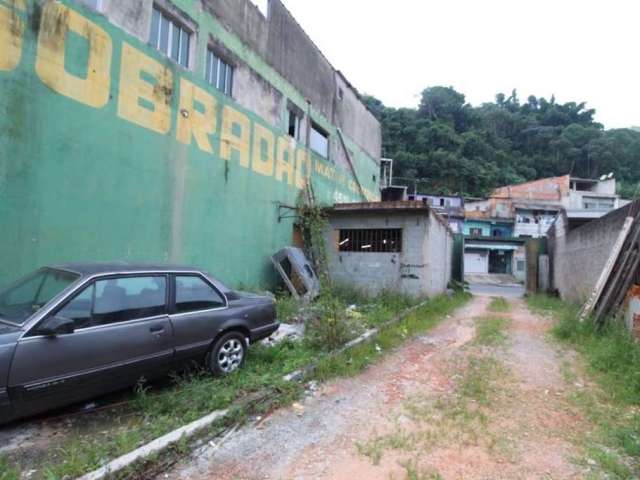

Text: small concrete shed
xmin=323 ymin=201 xmax=454 ymax=297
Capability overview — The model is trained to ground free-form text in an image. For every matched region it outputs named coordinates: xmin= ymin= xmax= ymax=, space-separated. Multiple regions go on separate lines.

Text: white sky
xmin=282 ymin=0 xmax=640 ymax=129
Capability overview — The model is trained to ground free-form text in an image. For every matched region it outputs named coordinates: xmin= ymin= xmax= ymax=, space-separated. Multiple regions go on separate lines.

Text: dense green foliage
xmin=364 ymin=87 xmax=640 ymax=197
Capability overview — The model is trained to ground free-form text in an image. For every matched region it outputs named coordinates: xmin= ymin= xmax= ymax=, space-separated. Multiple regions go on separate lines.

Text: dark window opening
xmin=288 ymin=109 xmax=301 ymax=141
xmin=338 ymin=229 xmax=402 ymax=253
xmin=469 ymin=228 xmax=483 ymax=236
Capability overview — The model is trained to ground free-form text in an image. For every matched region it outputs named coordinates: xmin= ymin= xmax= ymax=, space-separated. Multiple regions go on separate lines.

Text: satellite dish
xmin=608 ymin=172 xmax=614 ymax=179
xmin=600 ymin=174 xmax=607 ymax=181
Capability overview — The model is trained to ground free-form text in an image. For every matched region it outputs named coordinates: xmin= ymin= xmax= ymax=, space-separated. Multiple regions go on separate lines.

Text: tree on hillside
xmin=363 ymin=88 xmax=640 ymax=198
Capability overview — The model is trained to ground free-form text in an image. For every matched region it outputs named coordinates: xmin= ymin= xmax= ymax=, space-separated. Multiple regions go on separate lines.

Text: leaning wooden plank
xmin=593 ymin=220 xmax=640 ymax=323
xmin=579 ymin=216 xmax=635 ymax=322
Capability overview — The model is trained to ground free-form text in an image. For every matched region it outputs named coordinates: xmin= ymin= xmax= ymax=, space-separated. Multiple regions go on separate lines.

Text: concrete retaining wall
xmin=549 ymin=204 xmax=633 ymax=303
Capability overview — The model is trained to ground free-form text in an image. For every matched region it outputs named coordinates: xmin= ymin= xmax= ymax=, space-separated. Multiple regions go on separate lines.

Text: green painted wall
xmin=0 ymin=0 xmax=380 ymax=289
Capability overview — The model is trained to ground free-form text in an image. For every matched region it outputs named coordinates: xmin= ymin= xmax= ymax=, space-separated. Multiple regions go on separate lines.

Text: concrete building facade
xmin=323 ymin=202 xmax=453 ymax=298
xmin=0 ymin=0 xmax=381 ymax=288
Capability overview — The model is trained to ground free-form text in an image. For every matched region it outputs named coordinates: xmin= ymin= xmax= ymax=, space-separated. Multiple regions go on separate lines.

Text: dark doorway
xmin=489 ymin=250 xmax=513 ymax=274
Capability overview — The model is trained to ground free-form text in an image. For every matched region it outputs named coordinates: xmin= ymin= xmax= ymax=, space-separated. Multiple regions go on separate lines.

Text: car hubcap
xmin=217 ymin=339 xmax=244 ymax=373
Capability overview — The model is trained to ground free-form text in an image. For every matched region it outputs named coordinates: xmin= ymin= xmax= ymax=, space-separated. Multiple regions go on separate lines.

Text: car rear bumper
xmin=250 ymin=322 xmax=280 ymax=343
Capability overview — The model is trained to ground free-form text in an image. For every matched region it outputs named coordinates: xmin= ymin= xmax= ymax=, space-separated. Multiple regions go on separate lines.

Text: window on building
xmin=517 ymin=260 xmax=526 ymax=272
xmin=469 ymin=228 xmax=483 ymax=236
xmin=149 ymin=6 xmax=191 ymax=68
xmin=338 ymin=229 xmax=402 ymax=253
xmin=288 ymin=109 xmax=301 ymax=141
xmin=175 ymin=276 xmax=226 ymax=313
xmin=492 ymin=229 xmax=503 ymax=237
xmin=205 ymin=50 xmax=234 ymax=96
xmin=310 ymin=123 xmax=329 ymax=159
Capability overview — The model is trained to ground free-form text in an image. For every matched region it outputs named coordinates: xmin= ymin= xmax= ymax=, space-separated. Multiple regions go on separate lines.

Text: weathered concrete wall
xmin=324 ymin=210 xmax=452 ymax=297
xmin=423 ymin=212 xmax=453 ymax=297
xmin=549 ymin=204 xmax=633 ymax=303
xmin=0 ymin=0 xmax=380 ymax=289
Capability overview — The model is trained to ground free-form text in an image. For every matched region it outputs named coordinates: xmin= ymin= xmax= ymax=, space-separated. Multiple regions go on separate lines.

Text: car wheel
xmin=208 ymin=332 xmax=247 ymax=376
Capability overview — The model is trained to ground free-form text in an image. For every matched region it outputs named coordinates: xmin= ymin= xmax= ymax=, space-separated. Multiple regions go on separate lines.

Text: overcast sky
xmin=282 ymin=0 xmax=639 ymax=129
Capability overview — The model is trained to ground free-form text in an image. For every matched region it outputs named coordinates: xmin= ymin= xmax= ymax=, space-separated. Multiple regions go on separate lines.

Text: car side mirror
xmin=39 ymin=315 xmax=75 ymax=336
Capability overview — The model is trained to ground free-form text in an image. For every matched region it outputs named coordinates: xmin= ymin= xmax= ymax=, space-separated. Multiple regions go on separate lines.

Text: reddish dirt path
xmin=162 ymin=296 xmax=590 ymax=480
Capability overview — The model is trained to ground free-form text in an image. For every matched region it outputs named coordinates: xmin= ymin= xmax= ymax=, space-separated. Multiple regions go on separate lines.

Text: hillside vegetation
xmin=364 ymin=87 xmax=640 ymax=198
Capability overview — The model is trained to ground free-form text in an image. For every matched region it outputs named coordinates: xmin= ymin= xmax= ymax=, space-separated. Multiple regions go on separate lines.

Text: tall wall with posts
xmin=0 ymin=0 xmax=381 ymax=288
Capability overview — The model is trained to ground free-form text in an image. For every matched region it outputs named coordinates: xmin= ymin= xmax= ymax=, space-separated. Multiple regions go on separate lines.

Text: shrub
xmin=304 ymin=297 xmax=364 ymax=351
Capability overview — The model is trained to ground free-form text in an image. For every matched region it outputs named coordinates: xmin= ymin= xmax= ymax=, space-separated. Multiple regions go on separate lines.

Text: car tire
xmin=207 ymin=332 xmax=247 ymax=376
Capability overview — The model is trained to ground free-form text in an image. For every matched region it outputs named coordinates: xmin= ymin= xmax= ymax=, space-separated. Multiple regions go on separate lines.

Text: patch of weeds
xmin=313 ymin=292 xmax=471 ymax=380
xmin=0 ymin=456 xmax=20 ymax=480
xmin=356 ymin=427 xmax=413 ymax=466
xmin=527 ymin=295 xmax=640 ymax=478
xmin=488 ymin=297 xmax=510 ymax=313
xmin=358 ymin=343 xmax=506 ymax=466
xmin=304 ymin=296 xmax=364 ymax=351
xmin=474 ymin=316 xmax=510 ymax=346
xmin=275 ymin=292 xmax=302 ymax=323
xmin=399 ymin=458 xmax=443 ymax=480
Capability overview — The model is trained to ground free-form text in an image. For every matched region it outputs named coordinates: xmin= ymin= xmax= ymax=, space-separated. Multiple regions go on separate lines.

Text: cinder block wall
xmin=550 ymin=204 xmax=633 ymax=303
xmin=324 ymin=210 xmax=452 ymax=297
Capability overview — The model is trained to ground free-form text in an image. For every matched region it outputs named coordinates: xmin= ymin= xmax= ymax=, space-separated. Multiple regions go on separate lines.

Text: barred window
xmin=206 ymin=50 xmax=234 ymax=96
xmin=149 ymin=6 xmax=191 ymax=68
xmin=338 ymin=229 xmax=402 ymax=253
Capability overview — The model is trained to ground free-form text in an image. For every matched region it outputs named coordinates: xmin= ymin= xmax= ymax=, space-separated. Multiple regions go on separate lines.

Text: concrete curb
xmin=78 ymin=409 xmax=228 ymax=480
xmin=78 ymin=299 xmax=431 ymax=480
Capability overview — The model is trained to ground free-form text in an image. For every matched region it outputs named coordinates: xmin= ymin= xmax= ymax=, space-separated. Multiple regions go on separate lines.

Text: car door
xmin=8 ymin=275 xmax=173 ymax=415
xmin=169 ymin=274 xmax=230 ymax=365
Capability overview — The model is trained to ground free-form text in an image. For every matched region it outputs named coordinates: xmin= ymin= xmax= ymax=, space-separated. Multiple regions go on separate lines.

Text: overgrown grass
xmin=488 ymin=297 xmax=510 ymax=313
xmin=475 ymin=316 xmax=510 ymax=346
xmin=0 ymin=457 xmax=19 ymax=480
xmin=3 ymin=291 xmax=469 ymax=479
xmin=527 ymin=294 xmax=640 ymax=478
xmin=313 ymin=292 xmax=470 ymax=380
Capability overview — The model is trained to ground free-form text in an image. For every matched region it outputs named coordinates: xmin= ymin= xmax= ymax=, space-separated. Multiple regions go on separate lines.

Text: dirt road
xmin=162 ymin=296 xmax=593 ymax=480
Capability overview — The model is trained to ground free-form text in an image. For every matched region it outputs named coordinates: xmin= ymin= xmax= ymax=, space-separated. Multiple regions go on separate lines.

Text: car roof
xmin=48 ymin=262 xmax=206 ymax=276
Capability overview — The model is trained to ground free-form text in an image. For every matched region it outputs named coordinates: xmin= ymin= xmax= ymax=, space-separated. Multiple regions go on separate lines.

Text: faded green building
xmin=0 ymin=0 xmax=381 ymax=288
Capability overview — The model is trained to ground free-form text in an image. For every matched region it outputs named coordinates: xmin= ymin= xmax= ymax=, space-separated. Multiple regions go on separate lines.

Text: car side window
xmin=175 ymin=276 xmax=225 ymax=313
xmin=92 ymin=276 xmax=167 ymax=326
xmin=56 ymin=283 xmax=95 ymax=330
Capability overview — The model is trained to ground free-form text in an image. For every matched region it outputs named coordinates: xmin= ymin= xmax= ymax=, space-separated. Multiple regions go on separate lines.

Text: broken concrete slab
xmin=271 ymin=247 xmax=320 ymax=301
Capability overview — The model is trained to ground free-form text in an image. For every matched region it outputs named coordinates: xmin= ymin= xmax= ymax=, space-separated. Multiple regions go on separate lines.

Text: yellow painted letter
xmin=35 ymin=2 xmax=111 ymax=108
xmin=0 ymin=1 xmax=25 ymax=72
xmin=118 ymin=42 xmax=172 ymax=134
xmin=252 ymin=123 xmax=275 ymax=177
xmin=220 ymin=106 xmax=250 ymax=167
xmin=176 ymin=78 xmax=218 ymax=153
xmin=275 ymin=136 xmax=295 ymax=186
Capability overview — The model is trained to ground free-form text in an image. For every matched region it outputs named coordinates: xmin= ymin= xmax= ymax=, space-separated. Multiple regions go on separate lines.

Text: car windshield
xmin=0 ymin=268 xmax=80 ymax=326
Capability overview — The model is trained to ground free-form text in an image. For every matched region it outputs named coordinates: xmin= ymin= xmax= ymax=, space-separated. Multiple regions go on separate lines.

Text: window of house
xmin=175 ymin=276 xmax=226 ymax=313
xmin=92 ymin=276 xmax=167 ymax=326
xmin=206 ymin=50 xmax=234 ymax=96
xmin=338 ymin=229 xmax=402 ymax=253
xmin=517 ymin=260 xmax=526 ymax=272
xmin=492 ymin=229 xmax=503 ymax=237
xmin=149 ymin=5 xmax=191 ymax=68
xmin=469 ymin=228 xmax=483 ymax=236
xmin=310 ymin=123 xmax=329 ymax=159
xmin=288 ymin=109 xmax=301 ymax=141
